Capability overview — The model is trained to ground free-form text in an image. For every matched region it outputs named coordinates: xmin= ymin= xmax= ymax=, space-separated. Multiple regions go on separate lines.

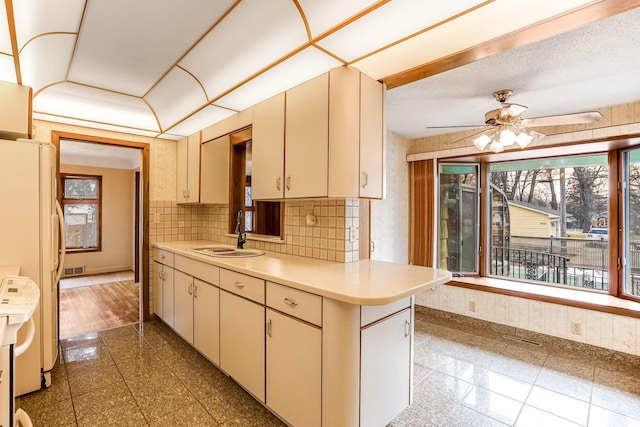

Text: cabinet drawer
xmin=220 ymin=269 xmax=265 ymax=304
xmin=153 ymin=248 xmax=174 ymax=266
xmin=266 ymin=282 xmax=322 ymax=327
xmin=361 ymin=297 xmax=411 ymax=327
xmin=175 ymin=255 xmax=219 ymax=285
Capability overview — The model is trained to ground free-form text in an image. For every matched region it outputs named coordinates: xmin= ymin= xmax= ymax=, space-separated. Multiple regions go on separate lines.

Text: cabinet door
xmin=193 ymin=278 xmax=220 ymax=365
xmin=359 ymin=73 xmax=384 ymax=198
xmin=153 ymin=262 xmax=163 ymax=318
xmin=162 ymin=266 xmax=175 ymax=328
xmin=177 ymin=132 xmax=201 ymax=203
xmin=360 ymin=308 xmax=411 ymax=427
xmin=174 ymin=270 xmax=194 ymax=343
xmin=200 ymin=134 xmax=229 ymax=204
xmin=285 ymin=73 xmax=328 ymax=198
xmin=220 ymin=290 xmax=265 ymax=402
xmin=176 ymin=136 xmax=189 ymax=203
xmin=252 ymin=93 xmax=285 ymax=200
xmin=266 ymin=309 xmax=321 ymax=427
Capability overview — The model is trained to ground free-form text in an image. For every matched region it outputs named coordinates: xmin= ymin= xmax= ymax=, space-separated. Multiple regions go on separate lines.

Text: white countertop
xmin=153 ymin=241 xmax=451 ymax=305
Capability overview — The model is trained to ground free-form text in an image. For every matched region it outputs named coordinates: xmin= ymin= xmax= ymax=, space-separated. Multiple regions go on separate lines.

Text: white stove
xmin=0 ymin=275 xmax=39 ymax=427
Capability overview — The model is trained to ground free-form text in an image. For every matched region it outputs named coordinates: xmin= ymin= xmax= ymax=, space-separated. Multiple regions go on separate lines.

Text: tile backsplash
xmin=149 ymin=198 xmax=360 ymax=263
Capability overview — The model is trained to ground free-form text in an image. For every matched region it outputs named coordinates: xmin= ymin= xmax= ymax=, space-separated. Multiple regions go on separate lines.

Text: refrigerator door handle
xmin=54 ymin=199 xmax=66 ymax=284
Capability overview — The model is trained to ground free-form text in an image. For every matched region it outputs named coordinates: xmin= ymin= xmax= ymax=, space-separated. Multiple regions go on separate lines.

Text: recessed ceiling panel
xmin=166 ymin=104 xmax=236 ymax=137
xmin=34 ymin=83 xmax=159 ymax=131
xmin=215 ymin=47 xmax=342 ymax=111
xmin=0 ymin=55 xmax=16 ymax=82
xmin=61 ymin=139 xmax=141 ymax=170
xmin=352 ymin=0 xmax=594 ymax=80
xmin=20 ymin=34 xmax=75 ymax=93
xmin=34 ymin=112 xmax=161 ymax=139
xmin=145 ymin=67 xmax=209 ymax=131
xmin=179 ymin=0 xmax=308 ymax=101
xmin=13 ymin=0 xmax=84 ymax=49
xmin=296 ymin=0 xmax=378 ymax=37
xmin=317 ymin=0 xmax=488 ymax=63
xmin=68 ymin=0 xmax=236 ymax=96
xmin=0 ymin=3 xmax=11 ymax=54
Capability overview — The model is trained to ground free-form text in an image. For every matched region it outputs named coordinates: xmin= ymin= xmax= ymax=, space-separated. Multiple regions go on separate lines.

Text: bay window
xmin=424 ymin=139 xmax=640 ymax=303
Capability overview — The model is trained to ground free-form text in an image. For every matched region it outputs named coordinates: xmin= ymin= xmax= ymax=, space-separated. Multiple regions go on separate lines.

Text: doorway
xmin=51 ymin=131 xmax=150 ymax=339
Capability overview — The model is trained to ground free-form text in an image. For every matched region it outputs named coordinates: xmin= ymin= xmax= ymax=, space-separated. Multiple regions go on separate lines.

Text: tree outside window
xmin=62 ymin=174 xmax=102 ymax=252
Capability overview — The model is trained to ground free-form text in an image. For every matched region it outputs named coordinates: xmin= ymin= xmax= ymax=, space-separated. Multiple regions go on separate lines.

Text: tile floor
xmin=17 ymin=309 xmax=640 ymax=426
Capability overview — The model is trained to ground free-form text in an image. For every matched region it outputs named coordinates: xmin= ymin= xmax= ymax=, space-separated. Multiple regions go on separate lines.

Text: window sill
xmin=65 ymin=248 xmax=100 ymax=254
xmin=224 ymin=233 xmax=285 ymax=244
xmin=447 ymin=276 xmax=640 ymax=319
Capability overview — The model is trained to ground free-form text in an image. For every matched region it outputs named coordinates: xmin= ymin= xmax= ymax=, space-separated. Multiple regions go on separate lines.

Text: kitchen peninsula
xmin=152 ymin=240 xmax=450 ymax=427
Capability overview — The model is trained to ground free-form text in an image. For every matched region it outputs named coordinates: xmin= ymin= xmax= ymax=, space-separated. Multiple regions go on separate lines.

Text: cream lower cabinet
xmin=360 ymin=308 xmax=412 ymax=427
xmin=174 ymin=255 xmax=221 ymax=364
xmin=153 ymin=248 xmax=175 ymax=328
xmin=173 ymin=270 xmax=194 ymax=343
xmin=266 ymin=281 xmax=322 ymax=427
xmin=219 ymin=269 xmax=266 ymax=402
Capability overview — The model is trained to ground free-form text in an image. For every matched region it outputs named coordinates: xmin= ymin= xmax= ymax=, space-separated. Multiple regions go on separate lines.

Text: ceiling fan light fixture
xmin=514 ymin=131 xmax=534 ymax=148
xmin=489 ymin=140 xmax=505 ymax=153
xmin=498 ymin=128 xmax=517 ymax=146
xmin=473 ymin=133 xmax=491 ymax=150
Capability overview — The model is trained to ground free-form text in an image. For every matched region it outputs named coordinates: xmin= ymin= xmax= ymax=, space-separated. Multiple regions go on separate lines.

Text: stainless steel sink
xmin=188 ymin=246 xmax=265 ymax=258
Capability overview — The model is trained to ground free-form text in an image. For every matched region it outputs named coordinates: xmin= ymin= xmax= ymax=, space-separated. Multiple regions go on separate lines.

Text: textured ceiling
xmin=2 ymin=0 xmax=624 ymax=142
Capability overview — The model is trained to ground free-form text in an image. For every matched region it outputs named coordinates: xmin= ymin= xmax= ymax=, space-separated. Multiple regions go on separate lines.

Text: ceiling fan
xmin=428 ymin=89 xmax=603 ymax=153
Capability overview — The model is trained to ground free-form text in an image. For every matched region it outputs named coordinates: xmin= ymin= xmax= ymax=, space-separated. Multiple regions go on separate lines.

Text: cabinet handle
xmin=276 ymin=176 xmax=281 ymax=191
xmin=267 ymin=319 xmax=272 ymax=337
xmin=362 ymin=170 xmax=369 ymax=189
xmin=286 ymin=176 xmax=291 ymax=191
xmin=234 ymin=281 xmax=245 ymax=289
xmin=404 ymin=319 xmax=411 ymax=337
xmin=188 ymin=283 xmax=193 ymax=295
xmin=160 ymin=254 xmax=165 ymax=259
xmin=283 ymin=297 xmax=298 ymax=306
xmin=193 ymin=284 xmax=198 ymax=298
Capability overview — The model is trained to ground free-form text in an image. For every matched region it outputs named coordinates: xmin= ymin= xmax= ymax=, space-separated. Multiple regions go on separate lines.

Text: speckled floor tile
xmin=462 ymin=386 xmax=523 ymax=425
xmin=111 ymin=345 xmax=166 ymax=379
xmin=125 ymin=367 xmax=197 ymax=422
xmin=18 ymin=396 xmax=78 ymax=426
xmin=535 ymin=368 xmax=593 ymax=402
xmin=525 ymin=386 xmax=589 ymax=425
xmin=472 ymin=370 xmax=532 ymax=402
xmin=515 ymin=405 xmax=582 ymax=427
xmin=16 ymin=361 xmax=71 ymax=410
xmin=149 ymin=402 xmax=219 ymax=426
xmin=72 ymin=380 xmax=134 ymax=421
xmin=67 ymin=361 xmax=123 ymax=396
xmin=588 ymin=405 xmax=640 ymax=427
xmin=77 ymin=400 xmax=148 ymax=427
xmin=60 ymin=331 xmax=103 ymax=350
xmin=442 ymin=404 xmax=511 ymax=427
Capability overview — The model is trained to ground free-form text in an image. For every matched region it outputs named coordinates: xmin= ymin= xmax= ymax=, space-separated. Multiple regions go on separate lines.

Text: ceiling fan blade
xmin=448 ymin=129 xmax=491 ymax=145
xmin=520 ymin=111 xmax=603 ymax=128
xmin=425 ymin=125 xmax=484 ymax=129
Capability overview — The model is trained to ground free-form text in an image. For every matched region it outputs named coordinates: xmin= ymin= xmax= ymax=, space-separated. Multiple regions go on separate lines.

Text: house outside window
xmin=62 ymin=174 xmax=102 ymax=252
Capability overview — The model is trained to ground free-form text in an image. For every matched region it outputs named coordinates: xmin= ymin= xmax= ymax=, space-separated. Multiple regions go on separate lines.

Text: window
xmin=61 ymin=174 xmax=102 ymax=251
xmin=229 ymin=129 xmax=282 ymax=238
xmin=623 ymin=148 xmax=640 ymax=298
xmin=428 ymin=145 xmax=640 ymax=300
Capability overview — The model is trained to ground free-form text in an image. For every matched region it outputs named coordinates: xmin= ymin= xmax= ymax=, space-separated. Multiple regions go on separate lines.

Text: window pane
xmin=490 ymin=155 xmax=609 ymax=290
xmin=439 ymin=164 xmax=478 ymax=273
xmin=64 ymin=178 xmax=98 ymax=199
xmin=245 ymin=211 xmax=253 ymax=232
xmin=623 ymin=149 xmax=640 ymax=298
xmin=245 ymin=186 xmax=252 ymax=207
xmin=64 ymin=203 xmax=98 ymax=248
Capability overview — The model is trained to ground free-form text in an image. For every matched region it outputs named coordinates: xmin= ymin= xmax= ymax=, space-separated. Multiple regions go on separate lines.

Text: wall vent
xmin=63 ymin=266 xmax=85 ymax=277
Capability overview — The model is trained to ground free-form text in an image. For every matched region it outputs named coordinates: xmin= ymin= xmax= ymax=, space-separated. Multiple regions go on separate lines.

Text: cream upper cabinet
xmin=285 ymin=73 xmax=329 ymax=199
xmin=176 ymin=132 xmax=201 ymax=203
xmin=252 ymin=93 xmax=285 ymax=200
xmin=252 ymin=66 xmax=384 ymax=200
xmin=200 ymin=134 xmax=230 ymax=204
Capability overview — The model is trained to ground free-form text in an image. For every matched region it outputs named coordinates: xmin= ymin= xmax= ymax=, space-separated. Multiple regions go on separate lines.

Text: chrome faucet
xmin=235 ymin=209 xmax=246 ymax=249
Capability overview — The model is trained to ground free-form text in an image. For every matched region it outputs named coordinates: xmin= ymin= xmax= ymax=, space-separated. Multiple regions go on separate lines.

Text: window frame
xmin=423 ymin=136 xmax=640 ymax=306
xmin=61 ymin=173 xmax=103 ymax=253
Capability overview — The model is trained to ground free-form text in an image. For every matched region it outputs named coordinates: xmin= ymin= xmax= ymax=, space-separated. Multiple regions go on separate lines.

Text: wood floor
xmin=59 ymin=279 xmax=140 ymax=339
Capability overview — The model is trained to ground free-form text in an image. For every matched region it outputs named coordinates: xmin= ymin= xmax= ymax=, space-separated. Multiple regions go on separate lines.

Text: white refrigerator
xmin=0 ymin=138 xmax=65 ymax=395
